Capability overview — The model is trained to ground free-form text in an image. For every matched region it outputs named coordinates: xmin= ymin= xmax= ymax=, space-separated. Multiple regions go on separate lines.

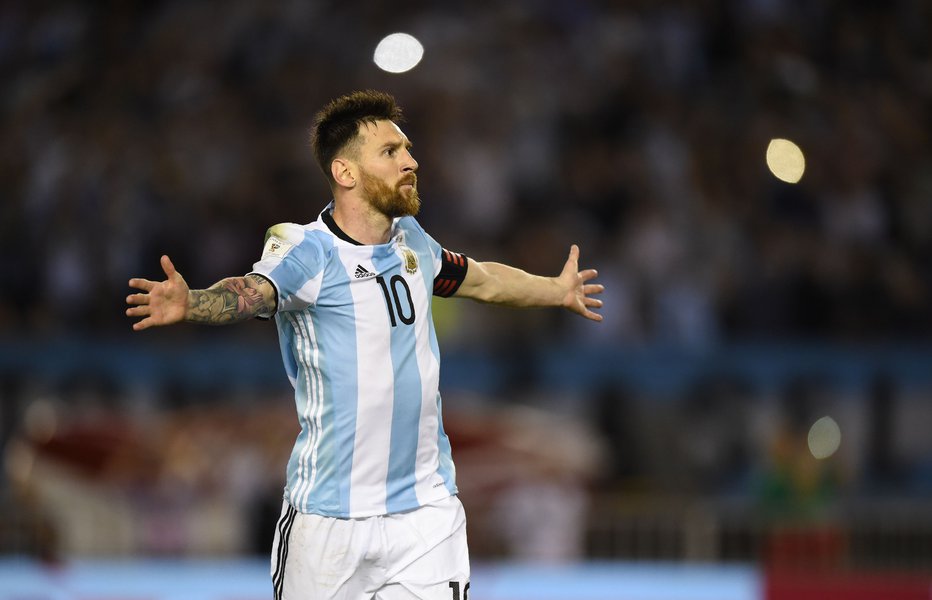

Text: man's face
xmin=353 ymin=120 xmax=420 ymax=218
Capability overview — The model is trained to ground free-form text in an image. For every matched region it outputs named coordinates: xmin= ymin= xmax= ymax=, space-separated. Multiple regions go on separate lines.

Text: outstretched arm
xmin=126 ymin=255 xmax=276 ymax=330
xmin=454 ymin=244 xmax=604 ymax=321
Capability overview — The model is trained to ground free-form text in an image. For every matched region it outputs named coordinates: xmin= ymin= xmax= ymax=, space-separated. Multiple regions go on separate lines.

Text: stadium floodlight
xmin=766 ymin=138 xmax=806 ymax=183
xmin=374 ymin=33 xmax=424 ymax=74
xmin=808 ymin=415 xmax=842 ymax=460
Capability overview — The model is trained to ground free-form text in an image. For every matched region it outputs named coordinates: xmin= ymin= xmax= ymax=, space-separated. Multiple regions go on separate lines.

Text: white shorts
xmin=270 ymin=495 xmax=470 ymax=600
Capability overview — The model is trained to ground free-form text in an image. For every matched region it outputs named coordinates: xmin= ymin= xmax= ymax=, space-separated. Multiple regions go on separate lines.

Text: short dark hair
xmin=310 ymin=90 xmax=405 ymax=182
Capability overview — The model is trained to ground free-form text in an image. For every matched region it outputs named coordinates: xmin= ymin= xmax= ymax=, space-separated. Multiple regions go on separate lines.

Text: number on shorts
xmin=449 ymin=581 xmax=469 ymax=600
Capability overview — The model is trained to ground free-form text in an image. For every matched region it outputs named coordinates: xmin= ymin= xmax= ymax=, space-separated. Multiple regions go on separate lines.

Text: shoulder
xmin=260 ymin=222 xmax=331 ymax=263
xmin=394 ymin=215 xmax=421 ymax=232
xmin=395 ymin=216 xmax=442 ymax=255
xmin=264 ymin=222 xmax=308 ymax=246
xmin=395 ymin=216 xmax=432 ymax=244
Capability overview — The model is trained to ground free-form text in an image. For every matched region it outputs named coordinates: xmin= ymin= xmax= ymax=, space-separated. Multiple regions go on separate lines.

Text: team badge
xmin=401 ymin=248 xmax=419 ymax=274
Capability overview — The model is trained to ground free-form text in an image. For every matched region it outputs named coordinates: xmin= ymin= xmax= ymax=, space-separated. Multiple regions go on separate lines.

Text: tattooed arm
xmin=187 ymin=274 xmax=275 ymax=324
xmin=126 ymin=255 xmax=276 ymax=331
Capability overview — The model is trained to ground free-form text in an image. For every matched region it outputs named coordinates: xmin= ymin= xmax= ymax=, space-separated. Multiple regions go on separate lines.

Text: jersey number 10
xmin=376 ymin=275 xmax=416 ymax=327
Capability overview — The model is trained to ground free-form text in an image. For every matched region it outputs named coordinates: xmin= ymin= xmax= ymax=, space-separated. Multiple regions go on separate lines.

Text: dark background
xmin=1 ymin=0 xmax=931 ymax=569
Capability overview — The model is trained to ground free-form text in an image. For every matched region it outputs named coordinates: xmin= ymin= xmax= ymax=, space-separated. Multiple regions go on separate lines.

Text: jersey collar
xmin=322 ymin=207 xmax=362 ymax=246
xmin=321 ymin=203 xmax=402 ymax=247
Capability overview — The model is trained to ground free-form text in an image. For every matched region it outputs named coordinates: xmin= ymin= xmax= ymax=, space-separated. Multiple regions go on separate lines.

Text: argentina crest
xmin=401 ymin=247 xmax=419 ymax=274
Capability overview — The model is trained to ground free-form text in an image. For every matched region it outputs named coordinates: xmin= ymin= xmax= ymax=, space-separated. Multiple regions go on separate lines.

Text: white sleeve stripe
xmin=285 ymin=312 xmax=325 ymax=508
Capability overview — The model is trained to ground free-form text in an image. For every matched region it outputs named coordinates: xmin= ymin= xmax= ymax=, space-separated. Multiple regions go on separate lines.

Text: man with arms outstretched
xmin=126 ymin=90 xmax=603 ymax=600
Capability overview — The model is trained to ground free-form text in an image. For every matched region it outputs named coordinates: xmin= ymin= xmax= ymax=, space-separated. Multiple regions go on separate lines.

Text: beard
xmin=359 ymin=168 xmax=421 ymax=219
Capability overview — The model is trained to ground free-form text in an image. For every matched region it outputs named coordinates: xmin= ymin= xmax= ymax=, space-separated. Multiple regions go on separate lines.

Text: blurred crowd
xmin=1 ymin=0 xmax=930 ymax=343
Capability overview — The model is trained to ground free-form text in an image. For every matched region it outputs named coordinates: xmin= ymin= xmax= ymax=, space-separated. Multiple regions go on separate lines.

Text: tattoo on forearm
xmin=187 ymin=275 xmax=270 ymax=324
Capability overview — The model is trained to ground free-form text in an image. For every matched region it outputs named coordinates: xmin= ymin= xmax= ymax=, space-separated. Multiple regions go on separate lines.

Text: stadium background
xmin=2 ymin=1 xmax=931 ymax=598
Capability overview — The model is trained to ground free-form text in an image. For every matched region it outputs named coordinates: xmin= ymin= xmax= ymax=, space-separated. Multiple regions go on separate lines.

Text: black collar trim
xmin=322 ymin=209 xmax=363 ymax=246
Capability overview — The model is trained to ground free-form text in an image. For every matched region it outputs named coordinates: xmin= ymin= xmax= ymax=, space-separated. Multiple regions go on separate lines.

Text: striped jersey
xmin=249 ymin=203 xmax=468 ymax=518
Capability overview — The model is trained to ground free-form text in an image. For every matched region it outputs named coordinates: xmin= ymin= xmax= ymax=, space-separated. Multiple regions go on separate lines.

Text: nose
xmin=401 ymin=149 xmax=418 ymax=172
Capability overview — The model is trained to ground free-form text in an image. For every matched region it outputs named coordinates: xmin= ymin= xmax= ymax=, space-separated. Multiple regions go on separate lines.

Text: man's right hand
xmin=126 ymin=255 xmax=189 ymax=331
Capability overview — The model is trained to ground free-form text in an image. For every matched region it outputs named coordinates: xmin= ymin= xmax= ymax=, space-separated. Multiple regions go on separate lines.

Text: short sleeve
xmin=249 ymin=223 xmax=325 ymax=315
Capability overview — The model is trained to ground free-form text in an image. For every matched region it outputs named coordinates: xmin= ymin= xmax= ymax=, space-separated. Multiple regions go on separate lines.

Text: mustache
xmin=399 ymin=174 xmax=417 ymax=187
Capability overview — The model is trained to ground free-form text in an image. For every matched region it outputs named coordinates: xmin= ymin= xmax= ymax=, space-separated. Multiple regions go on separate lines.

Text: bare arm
xmin=126 ymin=255 xmax=276 ymax=330
xmin=454 ymin=244 xmax=604 ymax=321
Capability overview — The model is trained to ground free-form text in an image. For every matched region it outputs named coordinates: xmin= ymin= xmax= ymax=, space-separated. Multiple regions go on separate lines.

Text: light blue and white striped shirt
xmin=250 ymin=204 xmax=458 ymax=518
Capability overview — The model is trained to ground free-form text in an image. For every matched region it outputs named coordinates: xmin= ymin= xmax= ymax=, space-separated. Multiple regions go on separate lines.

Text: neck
xmin=330 ymin=196 xmax=393 ymax=245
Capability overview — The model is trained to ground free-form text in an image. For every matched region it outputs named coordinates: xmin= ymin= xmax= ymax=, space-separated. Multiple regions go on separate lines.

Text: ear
xmin=331 ymin=158 xmax=356 ymax=189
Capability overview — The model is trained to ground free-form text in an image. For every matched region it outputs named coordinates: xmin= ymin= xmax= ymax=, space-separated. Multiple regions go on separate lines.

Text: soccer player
xmin=126 ymin=90 xmax=603 ymax=600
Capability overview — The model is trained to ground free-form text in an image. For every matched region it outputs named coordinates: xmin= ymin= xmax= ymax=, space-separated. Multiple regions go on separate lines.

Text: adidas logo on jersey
xmin=354 ymin=265 xmax=375 ymax=279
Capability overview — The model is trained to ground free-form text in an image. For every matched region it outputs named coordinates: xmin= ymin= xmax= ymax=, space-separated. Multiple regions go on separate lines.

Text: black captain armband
xmin=433 ymin=249 xmax=469 ymax=297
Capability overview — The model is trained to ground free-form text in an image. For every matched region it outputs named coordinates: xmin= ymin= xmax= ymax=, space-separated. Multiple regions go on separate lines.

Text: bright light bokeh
xmin=373 ymin=33 xmax=424 ymax=73
xmin=766 ymin=138 xmax=806 ymax=183
xmin=807 ymin=415 xmax=841 ymax=460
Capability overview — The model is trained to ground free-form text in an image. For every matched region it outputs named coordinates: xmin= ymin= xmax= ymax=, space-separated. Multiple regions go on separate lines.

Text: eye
xmin=385 ymin=147 xmax=396 ymax=157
